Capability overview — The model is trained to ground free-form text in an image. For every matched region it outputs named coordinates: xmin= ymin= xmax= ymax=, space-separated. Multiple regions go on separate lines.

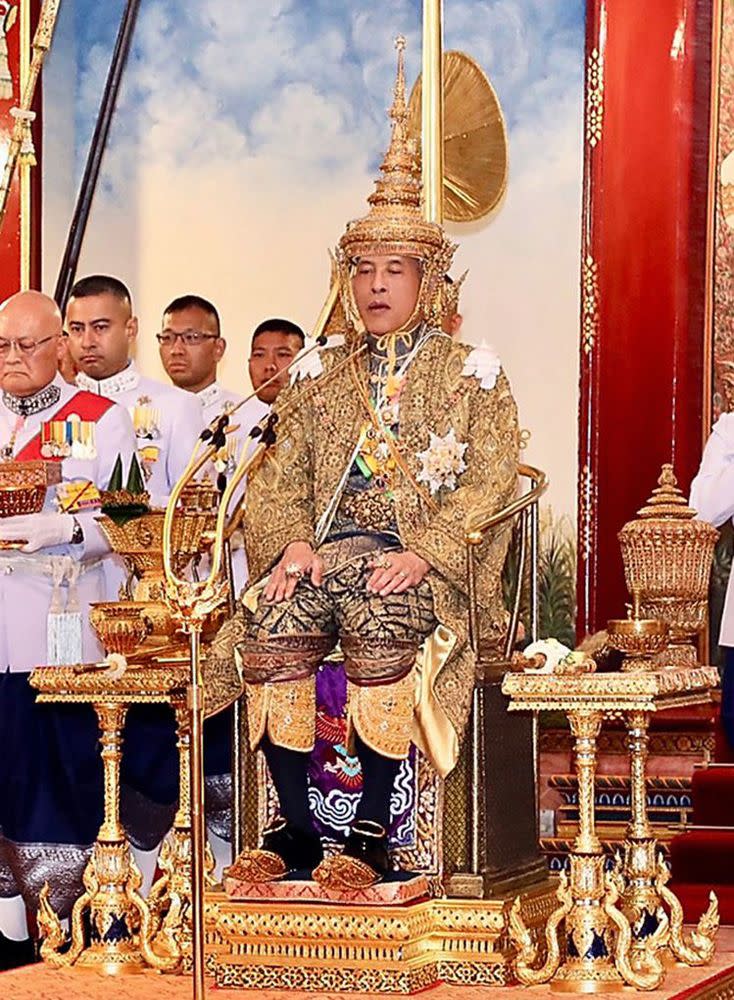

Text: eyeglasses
xmin=156 ymin=331 xmax=220 ymax=347
xmin=0 ymin=334 xmax=57 ymax=357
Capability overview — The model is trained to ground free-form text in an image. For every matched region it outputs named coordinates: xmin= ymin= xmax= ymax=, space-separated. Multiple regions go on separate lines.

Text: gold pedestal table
xmin=29 ymin=658 xmax=201 ymax=975
xmin=502 ymin=665 xmax=719 ymax=992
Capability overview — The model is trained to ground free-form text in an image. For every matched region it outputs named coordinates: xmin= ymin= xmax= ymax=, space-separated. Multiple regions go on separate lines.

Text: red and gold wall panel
xmin=577 ymin=0 xmax=717 ymax=637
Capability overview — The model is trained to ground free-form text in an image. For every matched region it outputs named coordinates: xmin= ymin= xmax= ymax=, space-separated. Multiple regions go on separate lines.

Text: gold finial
xmin=367 ymin=37 xmax=420 ymax=212
xmin=392 ymin=36 xmax=407 ymax=119
xmin=637 ymin=463 xmax=695 ymax=520
xmin=339 ymin=36 xmax=452 ymax=266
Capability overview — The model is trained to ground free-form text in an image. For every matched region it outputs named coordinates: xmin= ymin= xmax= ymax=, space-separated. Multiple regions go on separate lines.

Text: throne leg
xmin=445 ymin=669 xmax=549 ymax=899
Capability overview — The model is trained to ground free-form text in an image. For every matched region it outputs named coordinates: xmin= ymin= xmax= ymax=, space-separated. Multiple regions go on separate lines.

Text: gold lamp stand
xmin=503 ymin=664 xmax=720 ymax=992
xmin=30 ymin=665 xmax=191 ymax=975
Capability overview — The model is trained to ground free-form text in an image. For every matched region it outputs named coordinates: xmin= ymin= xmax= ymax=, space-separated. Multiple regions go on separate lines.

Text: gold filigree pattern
xmin=206 ymin=885 xmax=556 ymax=992
xmin=586 ymin=47 xmax=604 ymax=147
xmin=263 ymin=676 xmax=316 ymax=752
xmin=581 ymin=254 xmax=600 ymax=354
xmin=242 ymin=333 xmax=519 ymax=761
xmin=347 ymin=669 xmax=416 ymax=760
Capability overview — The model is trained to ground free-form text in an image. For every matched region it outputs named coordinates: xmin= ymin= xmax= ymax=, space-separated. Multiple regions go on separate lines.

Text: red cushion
xmin=668 ymin=881 xmax=734 ymax=925
xmin=691 ymin=766 xmax=734 ymax=826
xmin=669 ymin=829 xmax=734 ymax=884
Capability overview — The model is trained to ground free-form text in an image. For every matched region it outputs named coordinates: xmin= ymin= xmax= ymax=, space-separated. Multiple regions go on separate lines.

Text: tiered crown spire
xmin=339 ymin=37 xmax=451 ymax=263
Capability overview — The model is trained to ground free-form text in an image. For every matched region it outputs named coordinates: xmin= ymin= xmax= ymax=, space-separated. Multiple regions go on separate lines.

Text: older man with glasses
xmin=0 ymin=290 xmax=138 ymax=968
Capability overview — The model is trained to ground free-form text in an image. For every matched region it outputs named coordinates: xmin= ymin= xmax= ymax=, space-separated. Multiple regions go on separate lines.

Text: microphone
xmin=198 ymin=332 xmax=333 ymax=443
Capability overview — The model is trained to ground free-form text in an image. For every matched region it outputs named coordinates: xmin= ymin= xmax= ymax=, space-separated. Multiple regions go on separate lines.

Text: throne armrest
xmin=463 ymin=463 xmax=549 ymax=661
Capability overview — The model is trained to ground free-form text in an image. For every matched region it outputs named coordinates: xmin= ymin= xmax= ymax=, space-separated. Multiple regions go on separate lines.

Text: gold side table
xmin=30 ymin=660 xmax=190 ymax=975
xmin=502 ymin=665 xmax=719 ymax=993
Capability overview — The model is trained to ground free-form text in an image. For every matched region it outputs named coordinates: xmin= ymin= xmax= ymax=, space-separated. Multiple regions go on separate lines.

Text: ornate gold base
xmin=205 ymin=881 xmax=557 ymax=993
xmin=37 ymin=839 xmax=177 ymax=975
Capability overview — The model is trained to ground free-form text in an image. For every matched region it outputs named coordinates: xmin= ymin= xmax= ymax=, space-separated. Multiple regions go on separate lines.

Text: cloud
xmin=63 ymin=0 xmax=583 ymax=187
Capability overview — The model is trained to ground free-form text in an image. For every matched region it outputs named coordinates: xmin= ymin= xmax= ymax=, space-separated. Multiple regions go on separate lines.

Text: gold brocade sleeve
xmin=407 ymin=369 xmax=520 ymax=602
xmin=242 ymin=381 xmax=317 ymax=582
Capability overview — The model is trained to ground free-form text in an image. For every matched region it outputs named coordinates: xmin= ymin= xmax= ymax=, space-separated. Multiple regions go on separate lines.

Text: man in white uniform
xmin=65 ymin=275 xmax=204 ymax=507
xmin=690 ymin=414 xmax=734 ymax=751
xmin=158 ymin=293 xmax=268 ymax=441
xmin=0 ymin=291 xmax=138 ymax=968
xmin=158 ymin=303 xmax=304 ymax=869
xmin=158 ymin=293 xmax=270 ymax=592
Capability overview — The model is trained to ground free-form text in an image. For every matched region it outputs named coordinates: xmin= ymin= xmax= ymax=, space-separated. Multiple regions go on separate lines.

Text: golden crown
xmin=338 ymin=37 xmax=455 ymax=267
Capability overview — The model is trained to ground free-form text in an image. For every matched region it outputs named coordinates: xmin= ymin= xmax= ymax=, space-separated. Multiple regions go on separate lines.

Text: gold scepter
xmin=0 ymin=0 xmax=61 ymax=228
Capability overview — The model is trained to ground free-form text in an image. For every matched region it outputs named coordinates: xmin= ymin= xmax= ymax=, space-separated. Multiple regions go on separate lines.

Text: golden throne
xmin=206 ymin=464 xmax=556 ymax=991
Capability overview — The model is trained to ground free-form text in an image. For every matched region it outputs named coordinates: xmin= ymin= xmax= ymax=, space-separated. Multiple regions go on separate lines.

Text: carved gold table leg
xmin=551 ymin=711 xmax=630 ymax=993
xmin=621 ymin=710 xmax=719 ymax=969
xmin=511 ymin=709 xmax=661 ymax=991
xmin=37 ymin=701 xmax=176 ymax=974
xmin=149 ymin=699 xmax=214 ymax=968
xmin=621 ymin=711 xmax=668 ymax=960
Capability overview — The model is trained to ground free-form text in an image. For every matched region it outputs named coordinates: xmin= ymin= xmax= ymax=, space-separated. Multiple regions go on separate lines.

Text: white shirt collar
xmin=197 ymin=382 xmax=221 ymax=410
xmin=77 ymin=360 xmax=139 ymax=396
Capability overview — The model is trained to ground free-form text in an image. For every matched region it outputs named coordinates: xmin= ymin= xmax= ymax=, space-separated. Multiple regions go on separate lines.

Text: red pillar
xmin=0 ymin=0 xmax=43 ymax=301
xmin=577 ymin=0 xmax=715 ymax=637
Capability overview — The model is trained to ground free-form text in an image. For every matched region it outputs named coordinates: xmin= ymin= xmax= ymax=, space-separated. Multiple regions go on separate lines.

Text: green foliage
xmin=538 ymin=515 xmax=576 ymax=648
xmin=106 ymin=454 xmax=123 ymax=492
xmin=502 ymin=508 xmax=577 ymax=649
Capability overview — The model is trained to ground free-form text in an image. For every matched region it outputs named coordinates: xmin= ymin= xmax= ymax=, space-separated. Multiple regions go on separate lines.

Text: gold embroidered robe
xmin=237 ymin=330 xmax=519 ymax=777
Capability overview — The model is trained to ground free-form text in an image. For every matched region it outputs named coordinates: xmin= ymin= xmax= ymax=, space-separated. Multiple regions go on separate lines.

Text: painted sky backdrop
xmin=43 ymin=0 xmax=585 ymax=519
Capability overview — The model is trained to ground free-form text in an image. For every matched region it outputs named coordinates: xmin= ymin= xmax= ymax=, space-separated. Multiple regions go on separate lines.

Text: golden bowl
xmin=607 ymin=617 xmax=669 ymax=669
xmin=0 ymin=460 xmax=62 ymax=518
xmin=89 ymin=602 xmax=151 ymax=657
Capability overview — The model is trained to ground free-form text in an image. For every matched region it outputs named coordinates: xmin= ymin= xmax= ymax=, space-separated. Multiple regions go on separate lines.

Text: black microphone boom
xmin=54 ymin=0 xmax=142 ymax=312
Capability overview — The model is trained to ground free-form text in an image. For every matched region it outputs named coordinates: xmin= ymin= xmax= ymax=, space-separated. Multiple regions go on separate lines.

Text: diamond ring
xmin=284 ymin=562 xmax=304 ymax=579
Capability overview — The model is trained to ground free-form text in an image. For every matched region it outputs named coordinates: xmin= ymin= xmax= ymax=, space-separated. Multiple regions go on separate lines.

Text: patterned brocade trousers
xmin=235 ymin=552 xmax=436 ymax=761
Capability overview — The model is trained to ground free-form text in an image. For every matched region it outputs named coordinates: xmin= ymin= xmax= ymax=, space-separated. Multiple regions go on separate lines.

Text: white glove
xmin=0 ymin=512 xmax=75 ymax=552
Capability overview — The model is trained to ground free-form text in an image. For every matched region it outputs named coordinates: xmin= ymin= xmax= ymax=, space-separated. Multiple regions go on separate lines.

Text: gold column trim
xmin=703 ymin=0 xmax=724 ymax=440
xmin=586 ymin=47 xmax=604 ymax=148
xmin=578 ymin=462 xmax=595 ymax=562
xmin=581 ymin=253 xmax=599 ymax=354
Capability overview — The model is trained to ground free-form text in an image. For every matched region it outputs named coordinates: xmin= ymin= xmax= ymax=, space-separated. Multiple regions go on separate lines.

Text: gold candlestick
xmin=148 ymin=700 xmax=216 ymax=966
xmin=503 ymin=664 xmax=719 ymax=991
xmin=30 ymin=661 xmax=195 ymax=975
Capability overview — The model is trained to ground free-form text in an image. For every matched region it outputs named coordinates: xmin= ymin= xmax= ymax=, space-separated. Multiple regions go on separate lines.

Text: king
xmin=207 ymin=39 xmax=520 ymax=889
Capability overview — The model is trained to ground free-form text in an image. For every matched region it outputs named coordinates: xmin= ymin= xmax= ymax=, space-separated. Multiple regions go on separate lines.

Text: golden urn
xmin=618 ymin=465 xmax=717 ymax=667
xmin=88 ymin=602 xmax=151 ymax=657
xmin=96 ymin=482 xmax=218 ymax=605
